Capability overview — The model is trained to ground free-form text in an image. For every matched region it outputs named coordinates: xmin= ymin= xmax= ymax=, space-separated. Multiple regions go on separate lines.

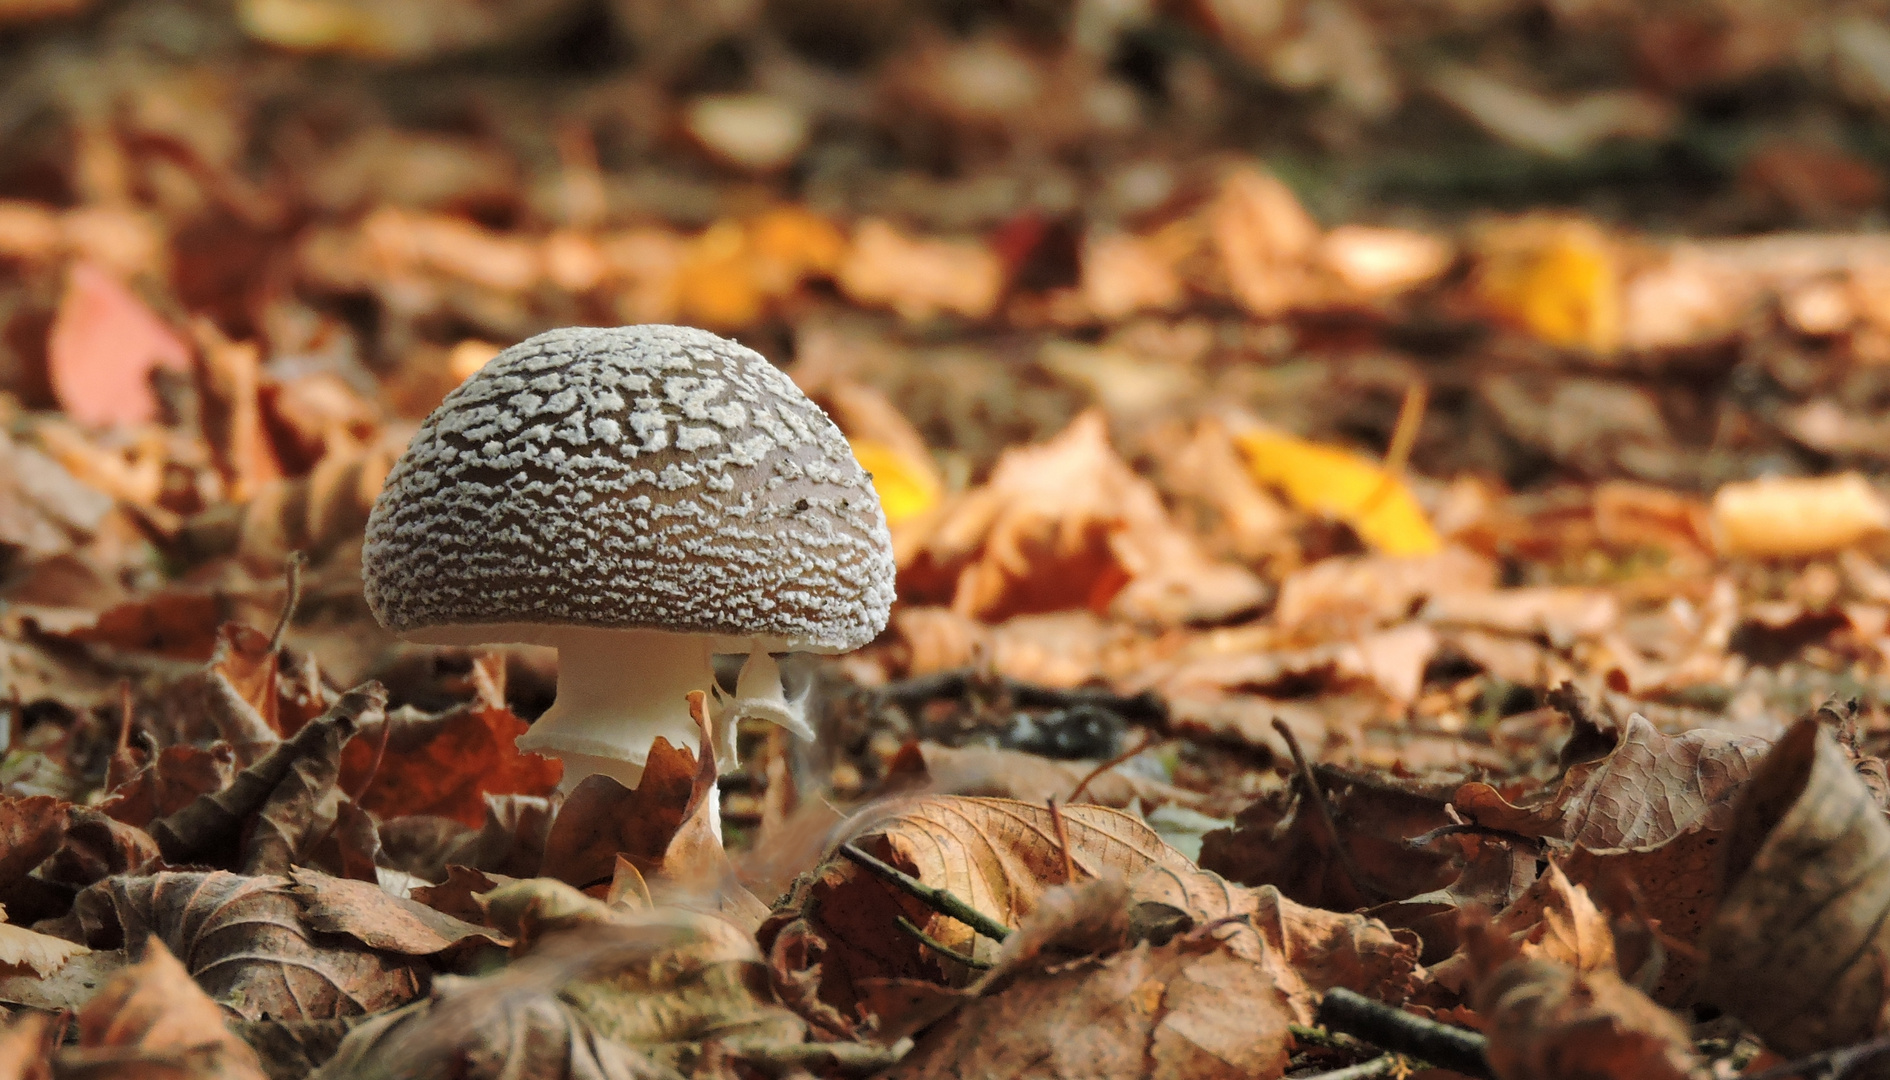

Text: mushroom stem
xmin=721 ymin=645 xmax=815 ymax=740
xmin=518 ymin=626 xmax=718 ymax=791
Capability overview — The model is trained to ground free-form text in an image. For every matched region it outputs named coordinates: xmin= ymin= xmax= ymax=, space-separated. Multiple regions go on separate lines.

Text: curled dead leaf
xmin=74 ymin=871 xmax=426 ymax=1020
xmin=1700 ymin=719 xmax=1890 ymax=1058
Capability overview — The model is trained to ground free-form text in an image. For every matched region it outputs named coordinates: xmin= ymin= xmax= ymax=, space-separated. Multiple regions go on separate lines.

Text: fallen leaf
xmin=1471 ymin=216 xmax=1622 ymax=353
xmin=150 ymin=683 xmax=383 ymax=868
xmin=837 ymin=219 xmax=1004 ymax=321
xmin=342 ymin=662 xmax=561 ymax=828
xmin=1453 ymin=712 xmax=1770 ymax=851
xmin=45 ymin=261 xmax=193 ymax=427
xmin=1474 ymin=954 xmax=1707 ymax=1080
xmin=1700 ymin=719 xmax=1890 ymax=1058
xmin=289 ymin=868 xmax=510 ymax=954
xmin=885 ymin=931 xmax=1293 ymax=1080
xmin=1274 ymin=549 xmax=1496 ymax=636
xmin=1200 ymin=769 xmax=1461 ymax=915
xmin=73 ymin=871 xmax=426 ymax=1020
xmin=1430 ymin=862 xmax=1614 ymax=993
xmin=1235 ymin=428 xmax=1441 ymax=556
xmin=1209 ymin=165 xmax=1320 ymax=318
xmin=899 ymin=411 xmax=1267 ymax=626
xmin=57 ymin=936 xmax=267 ymax=1079
xmin=101 ymin=743 xmax=238 ymax=829
xmin=0 ymin=907 xmax=88 ymax=977
xmin=1711 ymin=473 xmax=1890 ymax=557
xmin=538 ymin=737 xmax=696 ymax=892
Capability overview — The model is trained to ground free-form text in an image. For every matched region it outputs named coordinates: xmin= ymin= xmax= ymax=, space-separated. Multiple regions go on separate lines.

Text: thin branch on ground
xmin=267 ymin=550 xmax=308 ymax=654
xmin=1067 ymin=730 xmax=1155 ymax=803
xmin=1047 ymin=796 xmax=1076 ymax=884
xmin=1272 ymin=719 xmax=1391 ymax=904
xmin=838 ymin=842 xmax=1013 ymax=943
xmin=1298 ymin=1054 xmax=1405 ymax=1080
xmin=1741 ymin=1032 xmax=1890 ymax=1080
xmin=896 ymin=915 xmax=993 ymax=970
xmin=1315 ymin=989 xmax=1492 ymax=1080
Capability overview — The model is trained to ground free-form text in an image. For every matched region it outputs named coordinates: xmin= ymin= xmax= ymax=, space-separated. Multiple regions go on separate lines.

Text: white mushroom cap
xmin=362 ymin=325 xmax=895 ymax=652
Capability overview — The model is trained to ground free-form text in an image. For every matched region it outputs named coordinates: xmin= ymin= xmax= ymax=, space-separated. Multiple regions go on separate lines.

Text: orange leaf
xmin=342 ymin=659 xmax=561 ymax=827
xmin=47 ymin=262 xmax=192 ymax=427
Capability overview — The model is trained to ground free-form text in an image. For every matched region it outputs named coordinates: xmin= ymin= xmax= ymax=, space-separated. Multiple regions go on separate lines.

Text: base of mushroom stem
xmin=544 ymin=748 xmax=723 ymax=842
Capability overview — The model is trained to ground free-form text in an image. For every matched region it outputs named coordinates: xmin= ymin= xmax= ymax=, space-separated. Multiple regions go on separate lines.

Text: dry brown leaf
xmin=73 ymin=871 xmax=426 ymax=1021
xmin=837 ymin=219 xmax=1003 ymax=321
xmin=884 ymin=933 xmax=1293 ymax=1080
xmin=37 ymin=806 xmax=163 ymax=895
xmin=1431 ymin=862 xmax=1614 ymax=993
xmin=288 ymin=868 xmax=510 ymax=954
xmin=0 ymin=795 xmax=73 ymax=919
xmin=1274 ymin=549 xmax=1497 ymax=637
xmin=310 ymin=930 xmax=681 ymax=1080
xmin=1208 ymin=165 xmax=1320 ymax=318
xmin=1131 ymin=872 xmax=1420 ymax=1024
xmin=899 ymin=411 xmax=1266 ymax=627
xmin=149 ymin=683 xmax=383 ymax=869
xmin=761 ymin=796 xmax=1192 ymax=1024
xmin=539 ymin=737 xmax=696 ymax=891
xmin=1473 ymin=954 xmax=1707 ymax=1080
xmin=341 ymin=657 xmax=562 ymax=828
xmin=1453 ymin=712 xmax=1770 ymax=850
xmin=1699 ymin=718 xmax=1890 ymax=1058
xmin=0 ymin=909 xmax=88 ymax=977
xmin=57 ymin=936 xmax=267 ymax=1079
xmin=101 ymin=743 xmax=237 ymax=829
xmin=1200 ymin=769 xmax=1460 ymax=914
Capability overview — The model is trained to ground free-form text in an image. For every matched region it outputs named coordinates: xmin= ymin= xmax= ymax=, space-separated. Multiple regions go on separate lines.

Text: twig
xmin=896 ymin=915 xmax=993 ymax=970
xmin=1298 ymin=1055 xmax=1405 ymax=1080
xmin=838 ymin=842 xmax=1012 ymax=943
xmin=1047 ymin=797 xmax=1076 ymax=884
xmin=267 ymin=551 xmax=308 ymax=654
xmin=1067 ymin=730 xmax=1154 ymax=804
xmin=1740 ymin=1032 xmax=1890 ymax=1080
xmin=1290 ymin=1024 xmax=1368 ymax=1053
xmin=1315 ymin=988 xmax=1492 ymax=1079
xmin=1272 ymin=719 xmax=1390 ymax=904
xmin=1360 ymin=380 xmax=1429 ymax=515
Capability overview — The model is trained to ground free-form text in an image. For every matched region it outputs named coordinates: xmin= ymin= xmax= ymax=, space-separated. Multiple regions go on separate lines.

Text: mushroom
xmin=361 ymin=324 xmax=895 ymax=798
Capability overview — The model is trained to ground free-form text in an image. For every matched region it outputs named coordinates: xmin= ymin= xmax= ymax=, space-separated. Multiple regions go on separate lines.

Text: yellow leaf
xmin=1235 ymin=430 xmax=1440 ymax=556
xmin=1473 ymin=217 xmax=1620 ymax=353
xmin=850 ymin=437 xmax=941 ymax=526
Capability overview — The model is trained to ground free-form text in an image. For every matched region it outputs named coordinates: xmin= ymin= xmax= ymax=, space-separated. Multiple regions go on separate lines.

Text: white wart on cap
xmin=363 ymin=324 xmax=895 ymax=786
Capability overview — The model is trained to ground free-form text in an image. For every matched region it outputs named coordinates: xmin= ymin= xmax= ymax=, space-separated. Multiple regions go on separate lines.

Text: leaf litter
xmin=12 ymin=0 xmax=1890 ymax=1076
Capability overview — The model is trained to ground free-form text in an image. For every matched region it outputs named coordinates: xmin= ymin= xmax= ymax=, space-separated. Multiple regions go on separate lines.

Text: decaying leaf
xmin=1453 ymin=712 xmax=1770 ymax=851
xmin=73 ymin=871 xmax=427 ymax=1020
xmin=0 ymin=905 xmax=88 ymax=977
xmin=1699 ymin=718 xmax=1890 ymax=1058
xmin=341 ymin=659 xmax=561 ymax=828
xmin=55 ymin=936 xmax=268 ymax=1079
xmin=149 ymin=683 xmax=384 ymax=868
xmin=899 ymin=411 xmax=1267 ymax=627
xmin=1474 ymin=953 xmax=1707 ymax=1080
